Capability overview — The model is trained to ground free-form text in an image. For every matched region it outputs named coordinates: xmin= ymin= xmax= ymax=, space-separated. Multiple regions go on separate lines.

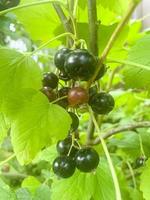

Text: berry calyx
xmin=56 ymin=137 xmax=79 ymax=156
xmin=54 ymin=48 xmax=71 ymax=71
xmin=40 ymin=87 xmax=56 ymax=102
xmin=64 ymin=49 xmax=97 ymax=80
xmin=68 ymin=112 xmax=79 ymax=132
xmin=68 ymin=87 xmax=89 ymax=107
xmin=42 ymin=72 xmax=58 ymax=89
xmin=75 ymin=147 xmax=99 ymax=172
xmin=89 ymin=92 xmax=115 ymax=114
xmin=52 ymin=156 xmax=76 ymax=178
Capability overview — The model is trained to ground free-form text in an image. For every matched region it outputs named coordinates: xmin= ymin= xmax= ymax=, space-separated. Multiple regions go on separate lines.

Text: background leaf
xmin=140 ymin=159 xmax=150 ymax=200
xmin=51 ymin=160 xmax=115 ymax=200
xmin=123 ymin=35 xmax=150 ymax=91
xmin=0 ymin=48 xmax=42 ymax=100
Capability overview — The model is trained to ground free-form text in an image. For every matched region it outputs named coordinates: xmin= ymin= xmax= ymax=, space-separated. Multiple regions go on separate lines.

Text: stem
xmin=87 ymin=1 xmax=139 ymax=88
xmin=126 ymin=161 xmax=137 ymax=189
xmin=0 ymin=172 xmax=27 ymax=179
xmin=51 ymin=95 xmax=67 ymax=104
xmin=87 ymin=0 xmax=98 ymax=55
xmin=31 ymin=32 xmax=75 ymax=55
xmin=73 ymin=0 xmax=79 ymax=18
xmin=107 ymin=58 xmax=150 ymax=71
xmin=89 ymin=106 xmax=122 ymax=200
xmin=86 ymin=0 xmax=98 ymax=142
xmin=0 ymin=0 xmax=65 ymax=16
xmin=93 ymin=121 xmax=150 ymax=145
xmin=53 ymin=3 xmax=74 ymax=46
xmin=0 ymin=154 xmax=15 ymax=167
xmin=106 ymin=67 xmax=121 ymax=92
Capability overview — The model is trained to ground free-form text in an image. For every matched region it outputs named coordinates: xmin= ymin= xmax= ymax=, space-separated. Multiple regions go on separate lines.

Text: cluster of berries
xmin=53 ymin=136 xmax=99 ymax=178
xmin=41 ymin=48 xmax=115 ymax=114
xmin=40 ymin=47 xmax=115 ymax=178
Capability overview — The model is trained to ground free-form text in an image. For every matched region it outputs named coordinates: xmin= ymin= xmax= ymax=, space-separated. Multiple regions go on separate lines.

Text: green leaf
xmin=33 ymin=185 xmax=51 ymax=200
xmin=51 ymin=160 xmax=115 ymax=200
xmin=16 ymin=188 xmax=32 ymax=200
xmin=33 ymin=145 xmax=57 ymax=164
xmin=14 ymin=0 xmax=66 ymax=43
xmin=0 ymin=113 xmax=10 ymax=145
xmin=0 ymin=48 xmax=42 ymax=100
xmin=123 ymin=35 xmax=150 ymax=91
xmin=0 ymin=179 xmax=17 ymax=200
xmin=99 ymin=0 xmax=129 ymax=15
xmin=22 ymin=176 xmax=41 ymax=194
xmin=9 ymin=90 xmax=71 ymax=165
xmin=140 ymin=159 xmax=150 ymax=200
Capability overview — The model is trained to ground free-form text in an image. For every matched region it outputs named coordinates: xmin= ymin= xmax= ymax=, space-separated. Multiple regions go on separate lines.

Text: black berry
xmin=56 ymin=137 xmax=79 ymax=156
xmin=52 ymin=156 xmax=76 ymax=178
xmin=64 ymin=49 xmax=97 ymax=80
xmin=42 ymin=72 xmax=58 ymax=89
xmin=59 ymin=71 xmax=71 ymax=81
xmin=89 ymin=92 xmax=115 ymax=114
xmin=68 ymin=87 xmax=89 ymax=107
xmin=75 ymin=147 xmax=99 ymax=172
xmin=54 ymin=48 xmax=71 ymax=71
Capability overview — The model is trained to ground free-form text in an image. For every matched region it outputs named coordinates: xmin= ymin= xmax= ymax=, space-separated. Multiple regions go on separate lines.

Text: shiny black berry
xmin=68 ymin=87 xmax=89 ymax=107
xmin=68 ymin=112 xmax=79 ymax=132
xmin=42 ymin=72 xmax=58 ymax=89
xmin=75 ymin=147 xmax=99 ymax=172
xmin=54 ymin=48 xmax=71 ymax=71
xmin=56 ymin=137 xmax=79 ymax=156
xmin=135 ymin=156 xmax=147 ymax=168
xmin=0 ymin=0 xmax=20 ymax=11
xmin=64 ymin=49 xmax=97 ymax=80
xmin=89 ymin=92 xmax=115 ymax=114
xmin=52 ymin=156 xmax=76 ymax=178
xmin=40 ymin=87 xmax=56 ymax=102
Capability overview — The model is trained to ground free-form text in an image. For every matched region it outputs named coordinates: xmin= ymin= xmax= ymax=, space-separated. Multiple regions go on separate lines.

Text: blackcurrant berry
xmin=0 ymin=0 xmax=20 ymax=11
xmin=135 ymin=156 xmax=147 ymax=168
xmin=42 ymin=72 xmax=58 ymax=89
xmin=57 ymin=87 xmax=70 ymax=108
xmin=68 ymin=87 xmax=89 ymax=107
xmin=75 ymin=147 xmax=99 ymax=172
xmin=89 ymin=92 xmax=115 ymax=114
xmin=56 ymin=137 xmax=78 ymax=156
xmin=54 ymin=48 xmax=71 ymax=71
xmin=40 ymin=87 xmax=56 ymax=102
xmin=64 ymin=49 xmax=97 ymax=80
xmin=68 ymin=112 xmax=79 ymax=132
xmin=52 ymin=156 xmax=76 ymax=178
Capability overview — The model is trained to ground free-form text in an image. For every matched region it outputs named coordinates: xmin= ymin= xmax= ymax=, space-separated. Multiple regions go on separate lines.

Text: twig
xmin=0 ymin=154 xmax=16 ymax=167
xmin=93 ymin=121 xmax=150 ymax=145
xmin=53 ymin=3 xmax=74 ymax=46
xmin=0 ymin=172 xmax=27 ymax=179
xmin=87 ymin=1 xmax=139 ymax=88
xmin=87 ymin=0 xmax=98 ymax=55
xmin=86 ymin=0 xmax=98 ymax=143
